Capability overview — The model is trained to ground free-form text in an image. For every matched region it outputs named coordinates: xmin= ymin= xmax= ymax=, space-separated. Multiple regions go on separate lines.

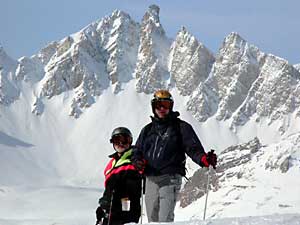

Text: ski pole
xmin=140 ymin=176 xmax=144 ymax=224
xmin=203 ymin=165 xmax=211 ymax=220
xmin=108 ymin=190 xmax=114 ymax=225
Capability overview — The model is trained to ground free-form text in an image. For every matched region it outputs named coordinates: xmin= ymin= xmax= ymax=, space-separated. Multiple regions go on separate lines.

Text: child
xmin=96 ymin=127 xmax=142 ymax=225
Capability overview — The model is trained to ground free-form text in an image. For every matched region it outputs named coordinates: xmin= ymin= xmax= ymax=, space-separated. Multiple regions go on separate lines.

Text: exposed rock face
xmin=40 ymin=31 xmax=106 ymax=96
xmin=180 ymin=167 xmax=219 ymax=208
xmin=0 ymin=46 xmax=18 ymax=72
xmin=32 ymin=97 xmax=44 ymax=116
xmin=36 ymin=10 xmax=140 ymax=117
xmin=135 ymin=5 xmax=172 ymax=94
xmin=184 ymin=32 xmax=300 ymax=134
xmin=169 ymin=27 xmax=215 ymax=96
xmin=34 ymin=41 xmax=59 ymax=65
xmin=231 ymin=55 xmax=300 ymax=130
xmin=214 ymin=33 xmax=265 ymax=121
xmin=1 ymin=5 xmax=300 ymax=126
xmin=180 ymin=137 xmax=261 ymax=208
xmin=264 ymin=133 xmax=300 ymax=173
xmin=187 ymin=33 xmax=265 ymax=122
xmin=0 ymin=46 xmax=19 ymax=105
xmin=96 ymin=10 xmax=140 ymax=93
xmin=16 ymin=56 xmax=44 ymax=82
xmin=180 ymin=134 xmax=300 ymax=210
xmin=294 ymin=63 xmax=300 ymax=72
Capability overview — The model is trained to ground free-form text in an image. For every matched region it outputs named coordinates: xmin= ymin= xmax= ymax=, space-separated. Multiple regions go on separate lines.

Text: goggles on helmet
xmin=153 ymin=100 xmax=172 ymax=109
xmin=110 ymin=134 xmax=131 ymax=146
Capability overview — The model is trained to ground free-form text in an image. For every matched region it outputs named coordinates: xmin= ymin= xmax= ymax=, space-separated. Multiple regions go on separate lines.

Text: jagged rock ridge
xmin=135 ymin=5 xmax=172 ymax=94
xmin=0 ymin=46 xmax=19 ymax=105
xmin=0 ymin=5 xmax=300 ymax=131
xmin=180 ymin=134 xmax=300 ymax=214
xmin=169 ymin=26 xmax=215 ymax=96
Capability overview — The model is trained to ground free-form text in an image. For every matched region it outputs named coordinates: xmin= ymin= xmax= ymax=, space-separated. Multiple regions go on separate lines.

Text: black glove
xmin=96 ymin=206 xmax=105 ymax=224
xmin=207 ymin=150 xmax=217 ymax=169
xmin=133 ymin=159 xmax=147 ymax=173
xmin=99 ymin=196 xmax=110 ymax=210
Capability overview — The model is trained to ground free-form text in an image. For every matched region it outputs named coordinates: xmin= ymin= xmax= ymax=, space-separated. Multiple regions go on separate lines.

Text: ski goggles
xmin=110 ymin=135 xmax=131 ymax=145
xmin=153 ymin=100 xmax=172 ymax=109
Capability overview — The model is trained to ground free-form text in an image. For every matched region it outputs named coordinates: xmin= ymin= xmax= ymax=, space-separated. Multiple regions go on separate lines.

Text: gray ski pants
xmin=145 ymin=174 xmax=182 ymax=222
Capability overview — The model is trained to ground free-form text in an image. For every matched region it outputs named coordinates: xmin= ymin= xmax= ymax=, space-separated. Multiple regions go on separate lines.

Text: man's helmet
xmin=110 ymin=127 xmax=133 ymax=145
xmin=151 ymin=90 xmax=174 ymax=112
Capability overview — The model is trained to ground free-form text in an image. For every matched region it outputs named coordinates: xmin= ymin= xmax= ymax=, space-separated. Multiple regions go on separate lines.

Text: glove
xmin=133 ymin=159 xmax=147 ymax=173
xmin=99 ymin=196 xmax=110 ymax=210
xmin=95 ymin=206 xmax=105 ymax=224
xmin=207 ymin=150 xmax=217 ymax=169
xmin=201 ymin=150 xmax=217 ymax=169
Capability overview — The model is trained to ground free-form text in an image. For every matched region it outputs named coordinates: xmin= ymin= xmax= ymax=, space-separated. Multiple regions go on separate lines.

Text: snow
xmin=0 ymin=184 xmax=299 ymax=225
xmin=1 ymin=80 xmax=300 ymax=225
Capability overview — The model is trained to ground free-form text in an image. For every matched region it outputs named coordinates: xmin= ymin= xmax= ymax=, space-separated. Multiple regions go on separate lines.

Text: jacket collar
xmin=108 ymin=147 xmax=132 ymax=159
xmin=151 ymin=111 xmax=180 ymax=124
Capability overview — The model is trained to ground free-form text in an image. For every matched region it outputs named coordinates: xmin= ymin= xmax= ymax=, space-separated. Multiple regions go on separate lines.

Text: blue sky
xmin=1 ymin=0 xmax=299 ymax=64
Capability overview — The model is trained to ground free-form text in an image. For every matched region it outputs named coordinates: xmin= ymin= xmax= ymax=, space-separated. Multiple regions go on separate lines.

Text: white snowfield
xmin=0 ymin=85 xmax=300 ymax=225
xmin=0 ymin=184 xmax=299 ymax=225
xmin=0 ymin=182 xmax=299 ymax=225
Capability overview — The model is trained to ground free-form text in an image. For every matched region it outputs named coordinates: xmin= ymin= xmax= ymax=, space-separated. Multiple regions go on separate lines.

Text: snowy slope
xmin=1 ymin=82 xmax=300 ymax=225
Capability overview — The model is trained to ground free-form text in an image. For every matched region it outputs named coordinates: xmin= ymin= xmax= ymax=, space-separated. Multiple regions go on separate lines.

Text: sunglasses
xmin=154 ymin=100 xmax=172 ymax=109
xmin=110 ymin=135 xmax=131 ymax=145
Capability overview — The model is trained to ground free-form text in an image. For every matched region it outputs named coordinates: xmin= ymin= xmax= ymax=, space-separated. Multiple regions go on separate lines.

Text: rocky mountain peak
xmin=187 ymin=32 xmax=264 ymax=122
xmin=111 ymin=9 xmax=130 ymax=19
xmin=176 ymin=26 xmax=195 ymax=41
xmin=35 ymin=8 xmax=140 ymax=117
xmin=135 ymin=5 xmax=171 ymax=94
xmin=34 ymin=41 xmax=59 ymax=65
xmin=0 ymin=46 xmax=19 ymax=105
xmin=141 ymin=4 xmax=165 ymax=37
xmin=145 ymin=5 xmax=160 ymax=23
xmin=217 ymin=32 xmax=251 ymax=65
xmin=1 ymin=5 xmax=300 ymax=136
xmin=223 ymin=32 xmax=246 ymax=49
xmin=0 ymin=45 xmax=17 ymax=72
xmin=95 ymin=8 xmax=140 ymax=93
xmin=214 ymin=33 xmax=264 ymax=121
xmin=169 ymin=27 xmax=215 ymax=96
xmin=180 ymin=26 xmax=187 ymax=33
xmin=294 ymin=63 xmax=300 ymax=72
xmin=231 ymin=54 xmax=300 ymax=131
xmin=15 ymin=56 xmax=44 ymax=83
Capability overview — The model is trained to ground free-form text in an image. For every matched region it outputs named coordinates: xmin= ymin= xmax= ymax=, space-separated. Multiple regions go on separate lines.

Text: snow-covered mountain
xmin=2 ymin=5 xmax=300 ymax=128
xmin=0 ymin=4 xmax=300 ymax=225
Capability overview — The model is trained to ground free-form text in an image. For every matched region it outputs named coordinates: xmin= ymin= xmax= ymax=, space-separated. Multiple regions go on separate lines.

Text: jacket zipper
xmin=152 ymin=136 xmax=159 ymax=160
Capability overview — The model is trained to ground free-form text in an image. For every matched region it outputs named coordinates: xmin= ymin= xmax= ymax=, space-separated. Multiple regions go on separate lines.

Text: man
xmin=132 ymin=90 xmax=217 ymax=222
xmin=96 ymin=127 xmax=142 ymax=225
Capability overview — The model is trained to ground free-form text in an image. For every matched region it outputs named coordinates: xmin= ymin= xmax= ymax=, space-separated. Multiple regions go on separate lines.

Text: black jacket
xmin=99 ymin=148 xmax=142 ymax=225
xmin=133 ymin=111 xmax=206 ymax=176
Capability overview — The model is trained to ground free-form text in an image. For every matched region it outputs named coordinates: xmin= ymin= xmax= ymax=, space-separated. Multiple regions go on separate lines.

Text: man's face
xmin=154 ymin=100 xmax=171 ymax=118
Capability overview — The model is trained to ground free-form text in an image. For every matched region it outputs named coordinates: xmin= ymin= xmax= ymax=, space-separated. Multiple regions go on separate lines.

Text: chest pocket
xmin=146 ymin=125 xmax=181 ymax=161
